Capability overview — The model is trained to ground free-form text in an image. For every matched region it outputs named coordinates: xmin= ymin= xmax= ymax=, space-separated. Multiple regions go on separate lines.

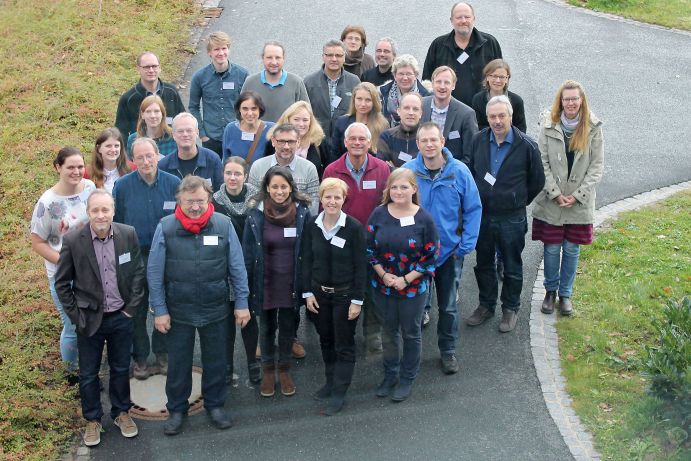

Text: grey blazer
xmin=421 ymin=96 xmax=478 ymax=165
xmin=303 ymin=67 xmax=360 ymax=142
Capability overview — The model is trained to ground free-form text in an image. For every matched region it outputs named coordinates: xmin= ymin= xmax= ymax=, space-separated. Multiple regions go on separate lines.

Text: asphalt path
xmin=93 ymin=1 xmax=691 ymax=459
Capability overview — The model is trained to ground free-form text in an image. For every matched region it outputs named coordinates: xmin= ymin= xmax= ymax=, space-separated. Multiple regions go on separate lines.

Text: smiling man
xmin=361 ymin=37 xmax=397 ymax=87
xmin=377 ymin=92 xmax=423 ymax=168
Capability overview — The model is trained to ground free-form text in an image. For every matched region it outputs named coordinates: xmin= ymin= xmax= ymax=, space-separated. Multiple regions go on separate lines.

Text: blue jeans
xmin=543 ymin=240 xmax=581 ymax=298
xmin=49 ymin=277 xmax=77 ymax=369
xmin=373 ymin=290 xmax=426 ymax=384
xmin=434 ymin=255 xmax=464 ymax=355
xmin=77 ymin=311 xmax=133 ymax=421
xmin=166 ymin=319 xmax=228 ymax=413
xmin=474 ymin=213 xmax=528 ymax=312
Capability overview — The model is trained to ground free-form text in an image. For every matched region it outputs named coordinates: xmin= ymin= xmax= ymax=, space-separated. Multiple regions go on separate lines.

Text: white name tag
xmin=331 ymin=236 xmax=346 ymax=248
xmin=118 ymin=252 xmax=131 ymax=264
xmin=222 ymin=81 xmax=235 ymax=90
xmin=448 ymin=130 xmax=460 ymax=140
xmin=362 ymin=180 xmax=377 ymax=190
xmin=457 ymin=52 xmax=469 ymax=65
xmin=400 ymin=216 xmax=415 ymax=227
xmin=484 ymin=172 xmax=497 ymax=186
xmin=330 ymin=95 xmax=342 ymax=109
xmin=163 ymin=201 xmax=176 ymax=210
xmin=284 ymin=227 xmax=297 ymax=238
xmin=241 ymin=131 xmax=255 ymax=141
xmin=166 ymin=116 xmax=173 ymax=126
xmin=398 ymin=152 xmax=413 ymax=162
xmin=203 ymin=235 xmax=219 ymax=246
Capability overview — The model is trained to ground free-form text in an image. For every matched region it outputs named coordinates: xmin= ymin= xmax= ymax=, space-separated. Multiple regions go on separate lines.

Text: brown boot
xmin=278 ymin=363 xmax=296 ymax=396
xmin=541 ymin=291 xmax=556 ymax=314
xmin=260 ymin=363 xmax=275 ymax=397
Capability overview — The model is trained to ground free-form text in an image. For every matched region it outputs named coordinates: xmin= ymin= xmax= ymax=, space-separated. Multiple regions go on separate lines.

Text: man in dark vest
xmin=147 ymin=176 xmax=250 ymax=435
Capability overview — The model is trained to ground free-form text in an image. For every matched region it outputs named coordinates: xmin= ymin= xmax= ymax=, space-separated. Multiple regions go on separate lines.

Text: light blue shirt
xmin=345 ymin=154 xmax=368 ymax=188
xmin=260 ymin=69 xmax=288 ymax=88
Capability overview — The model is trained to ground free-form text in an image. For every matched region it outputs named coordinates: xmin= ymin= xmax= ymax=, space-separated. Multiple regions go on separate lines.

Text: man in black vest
xmin=147 ymin=176 xmax=250 ymax=435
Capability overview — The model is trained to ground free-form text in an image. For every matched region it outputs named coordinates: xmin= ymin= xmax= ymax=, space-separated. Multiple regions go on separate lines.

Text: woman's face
xmin=344 ymin=32 xmax=362 ymax=52
xmin=394 ymin=66 xmax=416 ymax=93
xmin=267 ymin=174 xmax=292 ymax=204
xmin=289 ymin=108 xmax=311 ymax=138
xmin=223 ymin=162 xmax=246 ymax=194
xmin=56 ymin=154 xmax=85 ymax=186
xmin=353 ymin=89 xmax=374 ymax=116
xmin=320 ymin=187 xmax=345 ymax=217
xmin=561 ymin=88 xmax=582 ymax=119
xmin=142 ymin=103 xmax=163 ymax=128
xmin=486 ymin=67 xmax=509 ymax=94
xmin=389 ymin=178 xmax=416 ymax=205
xmin=240 ymin=98 xmax=260 ymax=124
xmin=98 ymin=137 xmax=122 ymax=166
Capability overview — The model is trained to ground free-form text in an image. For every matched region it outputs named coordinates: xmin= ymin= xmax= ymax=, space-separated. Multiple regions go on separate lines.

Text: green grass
xmin=0 ymin=1 xmax=197 ymax=459
xmin=558 ymin=191 xmax=691 ymax=460
xmin=568 ymin=0 xmax=691 ymax=30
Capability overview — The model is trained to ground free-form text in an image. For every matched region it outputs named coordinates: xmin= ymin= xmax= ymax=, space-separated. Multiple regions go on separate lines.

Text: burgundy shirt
xmin=91 ymin=226 xmax=125 ymax=312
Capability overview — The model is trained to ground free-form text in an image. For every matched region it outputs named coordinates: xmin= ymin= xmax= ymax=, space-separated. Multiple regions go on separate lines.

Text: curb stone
xmin=530 ymin=180 xmax=691 ymax=460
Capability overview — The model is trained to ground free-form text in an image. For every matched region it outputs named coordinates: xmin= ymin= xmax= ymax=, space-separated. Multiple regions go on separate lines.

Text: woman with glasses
xmin=532 ymin=80 xmax=604 ymax=316
xmin=340 ymin=25 xmax=375 ymax=79
xmin=379 ymin=55 xmax=430 ymax=128
xmin=472 ymin=59 xmax=526 ymax=133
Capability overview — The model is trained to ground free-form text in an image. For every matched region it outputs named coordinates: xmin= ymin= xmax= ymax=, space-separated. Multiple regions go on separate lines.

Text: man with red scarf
xmin=147 ymin=175 xmax=250 ymax=435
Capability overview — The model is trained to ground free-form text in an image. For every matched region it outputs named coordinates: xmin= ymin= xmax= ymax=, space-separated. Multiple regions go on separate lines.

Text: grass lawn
xmin=0 ymin=1 xmax=197 ymax=459
xmin=557 ymin=191 xmax=691 ymax=460
xmin=568 ymin=0 xmax=691 ymax=31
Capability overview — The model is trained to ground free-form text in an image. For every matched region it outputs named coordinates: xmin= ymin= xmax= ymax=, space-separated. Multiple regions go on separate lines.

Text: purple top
xmin=90 ymin=226 xmax=125 ymax=312
xmin=262 ymin=220 xmax=296 ymax=309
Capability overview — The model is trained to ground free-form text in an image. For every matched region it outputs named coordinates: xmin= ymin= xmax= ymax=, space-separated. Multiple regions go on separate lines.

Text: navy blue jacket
xmin=158 ymin=146 xmax=224 ymax=192
xmin=379 ymin=80 xmax=430 ymax=127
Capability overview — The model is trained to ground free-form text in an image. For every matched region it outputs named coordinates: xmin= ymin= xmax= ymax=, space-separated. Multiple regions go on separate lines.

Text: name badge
xmin=203 ymin=235 xmax=219 ymax=246
xmin=484 ymin=172 xmax=497 ymax=186
xmin=400 ymin=216 xmax=415 ymax=227
xmin=457 ymin=52 xmax=469 ymax=65
xmin=166 ymin=116 xmax=173 ymax=126
xmin=222 ymin=81 xmax=235 ymax=90
xmin=241 ymin=131 xmax=255 ymax=141
xmin=330 ymin=95 xmax=342 ymax=109
xmin=362 ymin=180 xmax=376 ymax=190
xmin=284 ymin=227 xmax=297 ymax=238
xmin=448 ymin=130 xmax=460 ymax=140
xmin=118 ymin=252 xmax=131 ymax=264
xmin=398 ymin=152 xmax=413 ymax=162
xmin=163 ymin=201 xmax=176 ymax=210
xmin=331 ymin=236 xmax=346 ymax=248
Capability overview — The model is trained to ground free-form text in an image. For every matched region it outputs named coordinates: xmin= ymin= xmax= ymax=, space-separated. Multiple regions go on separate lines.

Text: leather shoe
xmin=322 ymin=395 xmax=345 ymax=416
xmin=466 ymin=306 xmax=493 ymax=326
xmin=375 ymin=376 xmax=398 ymax=398
xmin=440 ymin=354 xmax=459 ymax=374
xmin=541 ymin=291 xmax=557 ymax=314
xmin=163 ymin=412 xmax=186 ymax=436
xmin=207 ymin=407 xmax=232 ymax=430
xmin=498 ymin=308 xmax=518 ymax=333
xmin=291 ymin=341 xmax=306 ymax=359
xmin=559 ymin=297 xmax=573 ymax=316
xmin=391 ymin=382 xmax=413 ymax=402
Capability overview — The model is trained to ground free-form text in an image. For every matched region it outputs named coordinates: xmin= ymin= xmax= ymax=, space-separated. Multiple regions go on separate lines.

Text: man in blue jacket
xmin=403 ymin=121 xmax=482 ymax=374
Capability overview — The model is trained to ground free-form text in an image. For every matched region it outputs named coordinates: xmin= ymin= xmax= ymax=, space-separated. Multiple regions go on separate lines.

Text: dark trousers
xmin=132 ymin=253 xmax=167 ymax=362
xmin=433 ymin=255 xmax=464 ymax=355
xmin=166 ymin=319 xmax=227 ymax=413
xmin=260 ymin=308 xmax=296 ymax=365
xmin=227 ymin=307 xmax=259 ymax=374
xmin=311 ymin=289 xmax=358 ymax=396
xmin=361 ymin=286 xmax=381 ymax=338
xmin=78 ymin=311 xmax=133 ymax=421
xmin=202 ymin=138 xmax=223 ymax=158
xmin=474 ymin=213 xmax=528 ymax=312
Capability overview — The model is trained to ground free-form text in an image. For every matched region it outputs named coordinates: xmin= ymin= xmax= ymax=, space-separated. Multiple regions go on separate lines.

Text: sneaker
xmin=440 ymin=354 xmax=459 ymax=374
xmin=466 ymin=306 xmax=493 ymax=326
xmin=114 ymin=412 xmax=138 ymax=438
xmin=132 ymin=360 xmax=150 ymax=380
xmin=83 ymin=420 xmax=102 ymax=446
xmin=422 ymin=310 xmax=431 ymax=328
xmin=291 ymin=341 xmax=306 ymax=359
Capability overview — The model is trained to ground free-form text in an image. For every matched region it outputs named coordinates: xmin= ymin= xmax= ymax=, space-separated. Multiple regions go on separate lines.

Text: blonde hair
xmin=346 ymin=82 xmax=389 ymax=151
xmin=549 ymin=80 xmax=592 ymax=153
xmin=136 ymin=95 xmax=172 ymax=138
xmin=381 ymin=168 xmax=419 ymax=205
xmin=272 ymin=101 xmax=325 ymax=147
xmin=319 ymin=177 xmax=348 ymax=199
xmin=207 ymin=31 xmax=230 ymax=52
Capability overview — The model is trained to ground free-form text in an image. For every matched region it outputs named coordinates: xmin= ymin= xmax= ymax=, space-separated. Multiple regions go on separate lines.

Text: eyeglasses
xmin=562 ymin=96 xmax=581 ymax=103
xmin=488 ymin=74 xmax=509 ymax=81
xmin=274 ymin=139 xmax=298 ymax=146
xmin=138 ymin=64 xmax=160 ymax=70
xmin=181 ymin=199 xmax=207 ymax=207
xmin=324 ymin=53 xmax=345 ymax=59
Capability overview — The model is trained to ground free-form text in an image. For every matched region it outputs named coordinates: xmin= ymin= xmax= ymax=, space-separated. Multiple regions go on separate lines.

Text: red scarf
xmin=175 ymin=203 xmax=215 ymax=234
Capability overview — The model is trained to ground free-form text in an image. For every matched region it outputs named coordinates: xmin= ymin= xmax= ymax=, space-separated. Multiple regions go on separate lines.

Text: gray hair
xmin=87 ymin=189 xmax=115 ymax=209
xmin=131 ymin=137 xmax=160 ymax=155
xmin=486 ymin=94 xmax=513 ymax=117
xmin=376 ymin=37 xmax=397 ymax=56
xmin=344 ymin=122 xmax=372 ymax=141
xmin=172 ymin=112 xmax=199 ymax=130
xmin=323 ymin=39 xmax=347 ymax=54
xmin=392 ymin=54 xmax=420 ymax=77
xmin=175 ymin=175 xmax=213 ymax=202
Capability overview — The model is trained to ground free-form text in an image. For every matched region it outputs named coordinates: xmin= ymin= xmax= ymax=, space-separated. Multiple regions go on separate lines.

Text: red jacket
xmin=323 ymin=153 xmax=390 ymax=226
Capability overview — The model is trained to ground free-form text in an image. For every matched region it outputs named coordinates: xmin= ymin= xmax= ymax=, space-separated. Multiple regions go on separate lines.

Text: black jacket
xmin=114 ymin=79 xmax=186 ymax=138
xmin=472 ymin=90 xmax=527 ymax=133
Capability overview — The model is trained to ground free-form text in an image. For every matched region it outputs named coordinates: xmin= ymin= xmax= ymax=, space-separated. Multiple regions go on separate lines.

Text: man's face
xmin=208 ymin=44 xmax=229 ymax=67
xmin=374 ymin=41 xmax=394 ymax=68
xmin=88 ymin=194 xmax=115 ymax=235
xmin=397 ymin=95 xmax=422 ymax=130
xmin=344 ymin=125 xmax=371 ymax=159
xmin=137 ymin=53 xmax=161 ymax=85
xmin=433 ymin=70 xmax=455 ymax=102
xmin=323 ymin=46 xmax=345 ymax=74
xmin=271 ymin=129 xmax=299 ymax=166
xmin=172 ymin=117 xmax=199 ymax=150
xmin=132 ymin=142 xmax=158 ymax=177
xmin=450 ymin=3 xmax=475 ymax=38
xmin=262 ymin=45 xmax=285 ymax=76
xmin=487 ymin=103 xmax=512 ymax=138
xmin=416 ymin=126 xmax=445 ymax=161
xmin=179 ymin=187 xmax=209 ymax=219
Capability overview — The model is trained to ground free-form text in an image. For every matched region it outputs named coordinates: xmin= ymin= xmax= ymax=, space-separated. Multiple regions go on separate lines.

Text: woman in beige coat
xmin=532 ymin=80 xmax=604 ymax=315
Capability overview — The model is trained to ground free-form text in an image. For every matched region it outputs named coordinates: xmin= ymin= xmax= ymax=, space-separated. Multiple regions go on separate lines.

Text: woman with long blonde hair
xmin=272 ymin=101 xmax=326 ymax=177
xmin=126 ymin=95 xmax=177 ymax=158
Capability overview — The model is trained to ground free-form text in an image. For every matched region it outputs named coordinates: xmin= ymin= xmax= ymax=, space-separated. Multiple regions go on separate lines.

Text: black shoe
xmin=375 ymin=376 xmax=398 ymax=398
xmin=248 ymin=361 xmax=262 ymax=384
xmin=207 ymin=407 xmax=232 ymax=430
xmin=541 ymin=291 xmax=557 ymax=314
xmin=323 ymin=395 xmax=345 ymax=416
xmin=391 ymin=382 xmax=413 ymax=402
xmin=163 ymin=412 xmax=186 ymax=436
xmin=312 ymin=383 xmax=332 ymax=401
xmin=440 ymin=354 xmax=459 ymax=374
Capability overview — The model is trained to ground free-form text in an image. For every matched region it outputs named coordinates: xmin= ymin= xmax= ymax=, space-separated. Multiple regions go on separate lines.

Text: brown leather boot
xmin=278 ymin=363 xmax=296 ymax=396
xmin=260 ymin=363 xmax=275 ymax=397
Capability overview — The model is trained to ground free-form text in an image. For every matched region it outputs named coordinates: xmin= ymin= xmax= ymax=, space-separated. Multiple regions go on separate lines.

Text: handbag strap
xmin=245 ymin=121 xmax=265 ymax=164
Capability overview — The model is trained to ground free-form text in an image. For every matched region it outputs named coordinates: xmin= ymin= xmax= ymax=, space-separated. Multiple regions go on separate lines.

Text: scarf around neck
xmin=387 ymin=80 xmax=419 ymax=126
xmin=560 ymin=111 xmax=580 ymax=135
xmin=175 ymin=202 xmax=214 ymax=234
xmin=263 ymin=197 xmax=296 ymax=227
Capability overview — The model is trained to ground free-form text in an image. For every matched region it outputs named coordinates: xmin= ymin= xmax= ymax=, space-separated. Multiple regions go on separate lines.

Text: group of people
xmin=29 ymin=1 xmax=604 ymax=448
